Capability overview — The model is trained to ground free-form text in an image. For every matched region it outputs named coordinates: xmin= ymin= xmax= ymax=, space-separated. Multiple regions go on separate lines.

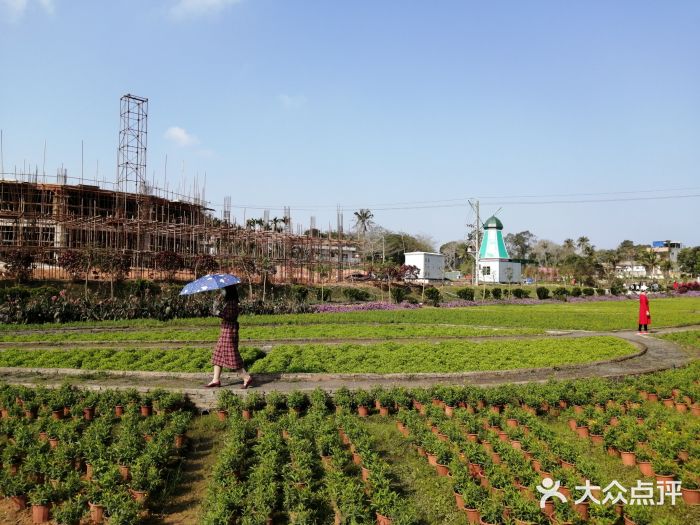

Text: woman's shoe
xmin=205 ymin=381 xmax=221 ymax=388
xmin=241 ymin=377 xmax=254 ymax=389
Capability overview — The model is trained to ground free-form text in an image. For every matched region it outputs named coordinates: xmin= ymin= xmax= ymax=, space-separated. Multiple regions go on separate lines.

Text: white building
xmin=404 ymin=252 xmax=445 ymax=281
xmin=477 ymin=216 xmax=522 ymax=284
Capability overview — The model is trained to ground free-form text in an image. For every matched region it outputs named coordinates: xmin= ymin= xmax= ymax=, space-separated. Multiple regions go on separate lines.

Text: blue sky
xmin=1 ymin=0 xmax=699 ymax=249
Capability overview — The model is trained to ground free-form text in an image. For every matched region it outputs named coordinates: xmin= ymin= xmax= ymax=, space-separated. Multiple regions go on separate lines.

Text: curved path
xmin=0 ymin=326 xmax=695 ymax=409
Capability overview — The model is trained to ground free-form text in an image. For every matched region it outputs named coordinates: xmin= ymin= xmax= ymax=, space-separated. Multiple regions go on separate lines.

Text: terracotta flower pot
xmin=647 ymin=393 xmax=659 ymax=402
xmin=361 ymin=466 xmax=370 ymax=482
xmin=89 ymin=503 xmax=105 ymax=524
xmin=52 ymin=410 xmax=63 ymax=420
xmin=464 ymin=508 xmax=480 ymax=525
xmin=691 ymin=405 xmax=700 ymax=417
xmin=541 ymin=500 xmax=554 ymax=516
xmin=607 ymin=447 xmax=619 ymax=457
xmin=129 ymin=489 xmax=147 ymax=504
xmin=444 ymin=405 xmax=455 ymax=417
xmin=175 ymin=434 xmax=186 ymax=449
xmin=427 ymin=453 xmax=438 ymax=467
xmin=352 ymin=452 xmax=362 ymax=465
xmin=216 ymin=409 xmax=228 ymax=421
xmin=86 ymin=463 xmax=94 ymax=480
xmin=623 ymin=516 xmax=636 ymax=525
xmin=573 ymin=405 xmax=583 ymax=414
xmin=662 ymin=398 xmax=674 ymax=408
xmin=83 ymin=407 xmax=95 ymax=421
xmin=49 ymin=437 xmax=59 ymax=449
xmin=242 ymin=409 xmax=252 ymax=420
xmin=376 ymin=512 xmax=393 ymax=525
xmin=681 ymin=487 xmax=700 ymax=505
xmin=467 ymin=433 xmax=478 ymax=442
xmin=379 ymin=406 xmax=389 ymax=417
xmin=575 ymin=426 xmax=590 ymax=439
xmin=620 ymin=451 xmax=636 ymax=467
xmin=506 ymin=418 xmax=518 ymax=428
xmin=11 ymin=495 xmax=27 ymax=511
xmin=115 ymin=405 xmax=124 ymax=417
xmin=609 ymin=416 xmax=619 ymax=426
xmin=32 ymin=503 xmax=50 ymax=523
xmin=454 ymin=492 xmax=464 ymax=509
xmin=119 ymin=464 xmax=130 ymax=481
xmin=575 ymin=501 xmax=589 ymax=521
xmin=637 ymin=461 xmax=653 ymax=477
xmin=357 ymin=405 xmax=369 ymax=417
xmin=678 ymin=450 xmax=690 ymax=462
xmin=590 ymin=434 xmax=604 ymax=445
xmin=25 ymin=409 xmax=36 ymax=420
xmin=416 ymin=446 xmax=426 ymax=457
xmin=38 ymin=431 xmax=48 ymax=442
xmin=675 ymin=402 xmax=688 ymax=413
xmin=140 ymin=405 xmax=152 ymax=417
xmin=511 ymin=440 xmax=522 ymax=450
xmin=435 ymin=463 xmax=449 ymax=477
xmin=561 ymin=460 xmax=574 ymax=470
xmin=655 ymin=473 xmax=675 ymax=484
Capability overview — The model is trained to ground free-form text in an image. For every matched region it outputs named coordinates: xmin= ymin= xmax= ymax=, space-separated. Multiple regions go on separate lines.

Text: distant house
xmin=477 ymin=216 xmax=522 ymax=284
xmin=404 ymin=252 xmax=445 ymax=282
xmin=616 ymin=261 xmax=647 ymax=278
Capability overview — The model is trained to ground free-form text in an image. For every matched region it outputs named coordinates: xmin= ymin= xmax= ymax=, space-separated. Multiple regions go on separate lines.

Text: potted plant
xmin=624 ymin=504 xmax=653 ymax=525
xmin=29 ymin=483 xmax=54 ymax=524
xmin=241 ymin=392 xmax=263 ymax=419
xmin=354 ymin=390 xmax=372 ymax=417
xmin=1 ymin=473 xmax=30 ymax=510
xmin=651 ymin=457 xmax=677 ymax=483
xmin=129 ymin=456 xmax=161 ymax=504
xmin=680 ymin=467 xmax=700 ymax=505
xmin=53 ymin=495 xmax=87 ymax=525
xmin=479 ymin=497 xmax=504 ymax=525
xmin=462 ymin=480 xmax=487 ymax=524
xmin=333 ymin=387 xmax=354 ymax=413
xmin=287 ymin=391 xmax=307 ymax=415
xmin=617 ymin=432 xmax=637 ymax=466
xmin=635 ymin=448 xmax=653 ymax=477
xmin=308 ymin=388 xmax=329 ymax=413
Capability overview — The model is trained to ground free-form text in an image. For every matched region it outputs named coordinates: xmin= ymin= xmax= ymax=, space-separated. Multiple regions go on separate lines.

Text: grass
xmin=658 ymin=330 xmax=700 ymax=356
xmin=0 ymin=324 xmax=543 ymax=343
xmin=363 ymin=416 xmax=466 ymax=525
xmin=248 ymin=336 xmax=636 ymax=374
xmin=0 ymin=346 xmax=266 ymax=372
xmin=2 ymin=296 xmax=697 ymax=333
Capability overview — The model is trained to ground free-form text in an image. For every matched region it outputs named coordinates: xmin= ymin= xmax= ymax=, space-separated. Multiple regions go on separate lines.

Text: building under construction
xmin=0 ymin=95 xmax=359 ymax=283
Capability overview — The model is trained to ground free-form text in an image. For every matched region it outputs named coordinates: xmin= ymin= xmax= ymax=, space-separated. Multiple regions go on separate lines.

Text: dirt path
xmin=144 ymin=415 xmax=226 ymax=524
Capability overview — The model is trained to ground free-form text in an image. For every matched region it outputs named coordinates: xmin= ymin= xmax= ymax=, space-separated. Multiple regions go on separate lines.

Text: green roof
xmin=483 ymin=216 xmax=503 ymax=230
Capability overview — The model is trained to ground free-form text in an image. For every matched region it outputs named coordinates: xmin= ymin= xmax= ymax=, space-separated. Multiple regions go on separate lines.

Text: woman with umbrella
xmin=207 ymin=284 xmax=253 ymax=388
xmin=180 ymin=274 xmax=253 ymax=388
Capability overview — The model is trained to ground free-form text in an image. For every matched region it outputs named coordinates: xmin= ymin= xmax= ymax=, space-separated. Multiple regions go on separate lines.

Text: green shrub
xmin=536 ymin=287 xmax=550 ymax=300
xmin=596 ymin=288 xmax=606 ymax=296
xmin=342 ymin=288 xmax=371 ymax=302
xmin=423 ymin=287 xmax=441 ymax=306
xmin=491 ymin=287 xmax=502 ymax=300
xmin=610 ymin=279 xmax=625 ymax=296
xmin=512 ymin=288 xmax=530 ymax=299
xmin=570 ymin=287 xmax=582 ymax=297
xmin=553 ymin=287 xmax=569 ymax=300
xmin=390 ymin=287 xmax=409 ymax=303
xmin=456 ymin=288 xmax=475 ymax=301
xmin=289 ymin=285 xmax=310 ymax=302
xmin=582 ymin=287 xmax=595 ymax=296
xmin=316 ymin=288 xmax=331 ymax=301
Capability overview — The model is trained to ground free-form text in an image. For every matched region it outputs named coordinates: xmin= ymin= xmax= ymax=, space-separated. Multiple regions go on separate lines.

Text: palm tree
xmin=637 ymin=248 xmax=659 ymax=278
xmin=562 ymin=239 xmax=576 ymax=255
xmin=353 ymin=209 xmax=374 ymax=236
xmin=576 ymin=236 xmax=591 ymax=254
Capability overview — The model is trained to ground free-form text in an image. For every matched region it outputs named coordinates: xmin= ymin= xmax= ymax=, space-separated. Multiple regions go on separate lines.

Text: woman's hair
xmin=222 ymin=285 xmax=239 ymax=302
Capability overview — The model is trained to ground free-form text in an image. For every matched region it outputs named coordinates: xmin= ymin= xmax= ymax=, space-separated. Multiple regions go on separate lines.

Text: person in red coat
xmin=638 ymin=291 xmax=651 ymax=333
xmin=206 ymin=285 xmax=253 ymax=388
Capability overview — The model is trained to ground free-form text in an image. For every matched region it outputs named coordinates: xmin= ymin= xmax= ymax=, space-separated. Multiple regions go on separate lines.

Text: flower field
xmin=205 ymin=364 xmax=700 ymax=525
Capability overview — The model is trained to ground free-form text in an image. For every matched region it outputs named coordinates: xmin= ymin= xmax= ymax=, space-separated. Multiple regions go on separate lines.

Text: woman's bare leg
xmin=212 ymin=365 xmax=222 ymax=383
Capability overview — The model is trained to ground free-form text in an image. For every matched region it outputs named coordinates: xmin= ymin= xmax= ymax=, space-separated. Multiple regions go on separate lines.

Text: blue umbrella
xmin=179 ymin=273 xmax=241 ymax=296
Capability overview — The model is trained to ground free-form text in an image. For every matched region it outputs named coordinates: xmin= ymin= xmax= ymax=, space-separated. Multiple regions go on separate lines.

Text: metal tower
xmin=118 ymin=94 xmax=148 ymax=194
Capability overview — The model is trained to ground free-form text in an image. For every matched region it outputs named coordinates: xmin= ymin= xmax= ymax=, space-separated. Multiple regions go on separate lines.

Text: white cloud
xmin=164 ymin=126 xmax=199 ymax=147
xmin=169 ymin=0 xmax=241 ymax=19
xmin=278 ymin=94 xmax=307 ymax=110
xmin=38 ymin=0 xmax=54 ymax=14
xmin=0 ymin=0 xmax=28 ymax=21
xmin=0 ymin=0 xmax=54 ymax=22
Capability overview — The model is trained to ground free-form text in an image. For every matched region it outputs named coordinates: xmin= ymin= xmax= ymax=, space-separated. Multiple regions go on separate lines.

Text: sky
xmin=1 ymin=0 xmax=699 ymax=250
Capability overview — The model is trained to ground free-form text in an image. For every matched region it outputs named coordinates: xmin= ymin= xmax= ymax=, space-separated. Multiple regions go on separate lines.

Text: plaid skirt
xmin=212 ymin=321 xmax=244 ymax=369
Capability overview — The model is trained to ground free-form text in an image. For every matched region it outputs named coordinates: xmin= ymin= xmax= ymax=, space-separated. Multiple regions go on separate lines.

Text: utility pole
xmin=468 ymin=199 xmax=481 ymax=286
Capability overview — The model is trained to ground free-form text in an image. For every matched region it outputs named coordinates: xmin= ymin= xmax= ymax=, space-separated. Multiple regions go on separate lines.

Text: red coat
xmin=638 ymin=294 xmax=651 ymax=324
